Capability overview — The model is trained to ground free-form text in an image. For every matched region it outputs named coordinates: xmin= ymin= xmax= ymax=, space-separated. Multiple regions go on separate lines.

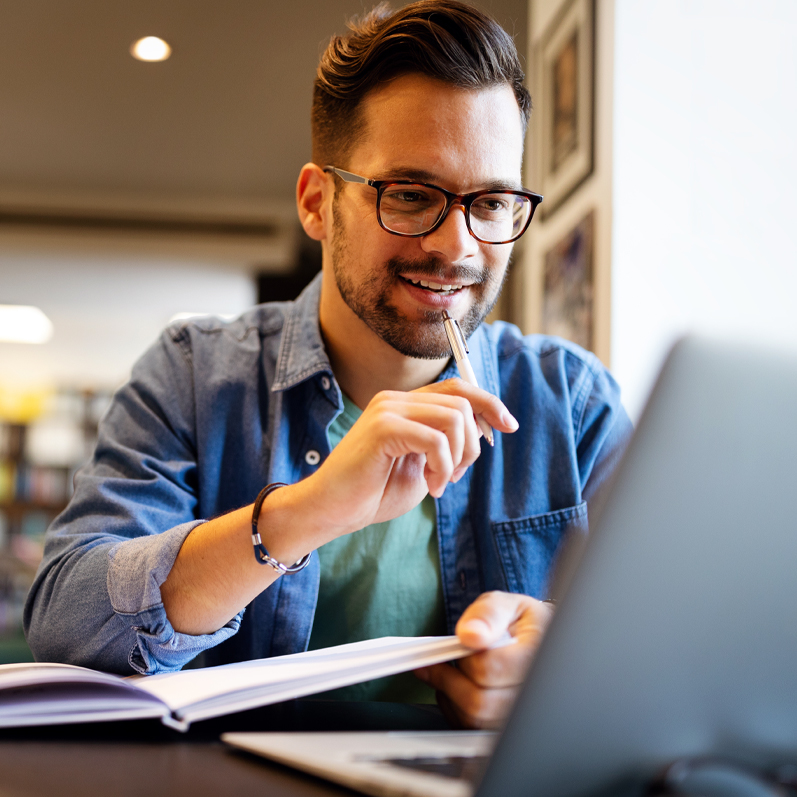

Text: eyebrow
xmin=371 ymin=167 xmax=525 ymax=193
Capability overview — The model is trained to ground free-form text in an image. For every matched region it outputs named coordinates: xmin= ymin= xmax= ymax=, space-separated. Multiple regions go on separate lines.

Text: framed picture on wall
xmin=542 ymin=210 xmax=595 ymax=351
xmin=535 ymin=0 xmax=595 ymax=218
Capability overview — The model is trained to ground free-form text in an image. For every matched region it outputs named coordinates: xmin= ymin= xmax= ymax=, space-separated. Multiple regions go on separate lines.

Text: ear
xmin=296 ymin=163 xmax=331 ymax=241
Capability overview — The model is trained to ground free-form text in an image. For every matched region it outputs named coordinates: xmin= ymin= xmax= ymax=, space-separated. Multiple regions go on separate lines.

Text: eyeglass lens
xmin=378 ymin=184 xmax=532 ymax=243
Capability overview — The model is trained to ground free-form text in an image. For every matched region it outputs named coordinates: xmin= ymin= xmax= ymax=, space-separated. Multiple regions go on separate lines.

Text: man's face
xmin=324 ymin=73 xmax=525 ymax=359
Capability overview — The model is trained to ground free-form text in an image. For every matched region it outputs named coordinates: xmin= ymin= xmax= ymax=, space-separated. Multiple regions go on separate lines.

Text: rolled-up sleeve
xmin=24 ymin=326 xmax=242 ymax=674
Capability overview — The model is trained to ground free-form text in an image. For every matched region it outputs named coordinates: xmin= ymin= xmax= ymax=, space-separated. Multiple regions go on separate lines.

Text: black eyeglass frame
xmin=324 ymin=166 xmax=543 ymax=245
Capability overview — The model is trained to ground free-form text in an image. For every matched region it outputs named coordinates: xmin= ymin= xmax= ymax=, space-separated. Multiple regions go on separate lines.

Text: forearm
xmin=160 ymin=477 xmax=335 ymax=635
xmin=25 ymin=519 xmax=241 ymax=674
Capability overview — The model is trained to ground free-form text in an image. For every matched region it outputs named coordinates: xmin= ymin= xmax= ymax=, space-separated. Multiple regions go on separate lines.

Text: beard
xmin=330 ymin=205 xmax=508 ymax=359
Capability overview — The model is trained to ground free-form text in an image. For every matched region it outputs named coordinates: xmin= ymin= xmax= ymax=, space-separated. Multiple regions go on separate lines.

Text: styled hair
xmin=312 ymin=0 xmax=531 ymax=166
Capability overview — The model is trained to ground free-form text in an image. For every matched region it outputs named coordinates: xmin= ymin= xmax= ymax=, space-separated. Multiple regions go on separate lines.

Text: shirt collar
xmin=272 ymin=272 xmax=331 ymax=392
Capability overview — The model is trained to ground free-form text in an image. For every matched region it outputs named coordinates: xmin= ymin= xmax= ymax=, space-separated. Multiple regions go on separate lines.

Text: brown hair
xmin=312 ymin=0 xmax=531 ymax=166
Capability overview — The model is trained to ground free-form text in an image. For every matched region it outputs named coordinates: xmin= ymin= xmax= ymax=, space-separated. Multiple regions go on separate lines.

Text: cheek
xmin=484 ymin=248 xmax=512 ymax=282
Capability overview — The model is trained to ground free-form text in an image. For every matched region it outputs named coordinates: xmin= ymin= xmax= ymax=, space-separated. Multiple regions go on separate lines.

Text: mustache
xmin=385 ymin=256 xmax=487 ymax=285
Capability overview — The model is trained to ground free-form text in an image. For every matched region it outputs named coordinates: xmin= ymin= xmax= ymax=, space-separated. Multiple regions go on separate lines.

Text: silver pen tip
xmin=441 ymin=310 xmax=452 ymax=321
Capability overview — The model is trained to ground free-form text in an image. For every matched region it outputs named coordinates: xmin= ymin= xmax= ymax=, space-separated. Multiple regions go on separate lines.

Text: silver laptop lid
xmin=478 ymin=336 xmax=797 ymax=797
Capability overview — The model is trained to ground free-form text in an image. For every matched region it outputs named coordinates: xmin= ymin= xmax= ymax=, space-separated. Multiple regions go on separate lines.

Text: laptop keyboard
xmin=372 ymin=755 xmax=490 ymax=783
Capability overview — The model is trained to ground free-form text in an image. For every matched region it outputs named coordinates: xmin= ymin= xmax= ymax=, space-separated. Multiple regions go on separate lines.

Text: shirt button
xmin=305 ymin=450 xmax=321 ymax=466
xmin=321 ymin=376 xmax=331 ymax=391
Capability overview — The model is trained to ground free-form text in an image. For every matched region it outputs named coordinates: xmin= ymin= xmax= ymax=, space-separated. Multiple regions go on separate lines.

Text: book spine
xmin=161 ymin=713 xmax=190 ymax=733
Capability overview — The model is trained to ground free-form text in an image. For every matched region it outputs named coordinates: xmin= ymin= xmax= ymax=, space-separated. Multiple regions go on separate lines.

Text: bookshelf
xmin=0 ymin=390 xmax=111 ymax=662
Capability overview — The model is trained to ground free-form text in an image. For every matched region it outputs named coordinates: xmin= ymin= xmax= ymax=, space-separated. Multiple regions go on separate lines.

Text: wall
xmin=612 ymin=1 xmax=797 ymax=419
xmin=0 ymin=253 xmax=256 ymax=391
xmin=522 ymin=0 xmax=615 ymax=365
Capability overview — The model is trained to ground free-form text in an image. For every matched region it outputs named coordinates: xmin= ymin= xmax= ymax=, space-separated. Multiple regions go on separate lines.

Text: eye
xmin=393 ymin=190 xmax=427 ymax=204
xmin=471 ymin=194 xmax=512 ymax=214
xmin=383 ymin=186 xmax=435 ymax=205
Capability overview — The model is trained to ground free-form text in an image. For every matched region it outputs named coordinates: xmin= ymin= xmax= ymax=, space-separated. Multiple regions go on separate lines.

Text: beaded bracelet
xmin=251 ymin=482 xmax=312 ymax=574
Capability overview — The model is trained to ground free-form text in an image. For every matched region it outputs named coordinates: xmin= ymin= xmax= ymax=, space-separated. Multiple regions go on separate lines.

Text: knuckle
xmin=478 ymin=589 xmax=505 ymax=606
xmin=454 ymin=396 xmax=473 ymax=417
xmin=426 ymin=429 xmax=452 ymax=463
xmin=370 ymin=390 xmax=398 ymax=408
xmin=372 ymin=412 xmax=395 ymax=434
xmin=441 ymin=377 xmax=465 ymax=392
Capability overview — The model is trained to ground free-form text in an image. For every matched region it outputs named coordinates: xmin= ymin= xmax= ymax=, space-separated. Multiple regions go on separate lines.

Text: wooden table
xmin=0 ymin=700 xmax=451 ymax=797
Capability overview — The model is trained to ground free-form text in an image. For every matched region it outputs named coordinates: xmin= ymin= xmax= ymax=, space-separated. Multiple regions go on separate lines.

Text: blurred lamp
xmin=131 ymin=36 xmax=172 ymax=62
xmin=0 ymin=305 xmax=54 ymax=344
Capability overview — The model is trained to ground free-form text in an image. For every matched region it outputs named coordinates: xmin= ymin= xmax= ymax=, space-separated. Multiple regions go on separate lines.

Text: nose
xmin=419 ymin=204 xmax=481 ymax=262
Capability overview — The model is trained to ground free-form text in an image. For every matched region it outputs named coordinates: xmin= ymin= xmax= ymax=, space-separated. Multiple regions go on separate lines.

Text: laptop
xmin=224 ymin=336 xmax=797 ymax=797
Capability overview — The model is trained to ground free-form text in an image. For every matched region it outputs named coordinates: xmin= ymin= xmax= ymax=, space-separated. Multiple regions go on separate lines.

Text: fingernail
xmin=502 ymin=411 xmax=519 ymax=430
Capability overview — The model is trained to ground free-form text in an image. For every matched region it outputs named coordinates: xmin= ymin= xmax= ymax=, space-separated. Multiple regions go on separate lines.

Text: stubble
xmin=330 ymin=204 xmax=508 ymax=359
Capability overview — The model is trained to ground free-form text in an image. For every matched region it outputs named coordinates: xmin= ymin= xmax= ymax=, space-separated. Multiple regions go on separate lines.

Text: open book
xmin=0 ymin=636 xmax=471 ymax=732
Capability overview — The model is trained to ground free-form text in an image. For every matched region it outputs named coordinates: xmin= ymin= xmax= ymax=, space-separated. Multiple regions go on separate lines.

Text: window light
xmin=0 ymin=305 xmax=54 ymax=344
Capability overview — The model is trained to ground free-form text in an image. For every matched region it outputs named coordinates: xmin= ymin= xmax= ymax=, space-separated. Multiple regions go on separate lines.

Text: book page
xmin=0 ymin=663 xmax=168 ymax=728
xmin=133 ymin=636 xmax=475 ymax=720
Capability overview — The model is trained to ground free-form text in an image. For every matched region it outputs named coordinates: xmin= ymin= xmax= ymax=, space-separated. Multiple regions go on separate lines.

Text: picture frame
xmin=535 ymin=0 xmax=595 ymax=218
xmin=542 ymin=210 xmax=595 ymax=351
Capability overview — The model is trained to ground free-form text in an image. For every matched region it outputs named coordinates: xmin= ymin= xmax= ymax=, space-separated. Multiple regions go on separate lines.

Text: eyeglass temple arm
xmin=324 ymin=167 xmax=371 ymax=185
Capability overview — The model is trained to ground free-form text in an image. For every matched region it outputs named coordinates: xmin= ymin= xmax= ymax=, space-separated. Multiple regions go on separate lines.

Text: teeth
xmin=407 ymin=277 xmax=461 ymax=292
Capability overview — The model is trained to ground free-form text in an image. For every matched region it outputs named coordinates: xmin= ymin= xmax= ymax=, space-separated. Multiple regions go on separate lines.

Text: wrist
xmin=251 ymin=484 xmax=311 ymax=573
xmin=254 ymin=476 xmax=351 ymax=563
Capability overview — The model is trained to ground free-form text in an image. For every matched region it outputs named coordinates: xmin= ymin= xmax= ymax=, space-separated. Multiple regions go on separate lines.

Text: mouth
xmin=399 ymin=276 xmax=473 ymax=296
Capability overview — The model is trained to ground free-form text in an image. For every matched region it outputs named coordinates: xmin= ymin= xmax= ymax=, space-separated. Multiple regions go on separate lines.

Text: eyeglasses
xmin=324 ymin=166 xmax=543 ymax=245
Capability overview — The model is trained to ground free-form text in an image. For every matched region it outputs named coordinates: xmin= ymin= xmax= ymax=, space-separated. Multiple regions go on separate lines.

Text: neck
xmin=318 ymin=276 xmax=449 ymax=410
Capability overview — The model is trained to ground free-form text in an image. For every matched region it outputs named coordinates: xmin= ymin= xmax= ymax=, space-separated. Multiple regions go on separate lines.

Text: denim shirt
xmin=25 ymin=274 xmax=632 ymax=675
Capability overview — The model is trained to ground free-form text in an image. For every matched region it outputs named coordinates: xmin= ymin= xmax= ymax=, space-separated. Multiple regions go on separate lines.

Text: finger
xmin=454 ymin=593 xmax=550 ymax=689
xmin=371 ymin=413 xmax=455 ymax=497
xmin=371 ymin=392 xmax=482 ymax=480
xmin=456 ymin=644 xmax=534 ymax=690
xmin=455 ymin=591 xmax=552 ymax=649
xmin=415 ymin=663 xmax=516 ymax=729
xmin=377 ymin=400 xmax=470 ymax=473
xmin=417 ymin=379 xmax=519 ymax=434
xmin=373 ymin=391 xmax=482 ymax=441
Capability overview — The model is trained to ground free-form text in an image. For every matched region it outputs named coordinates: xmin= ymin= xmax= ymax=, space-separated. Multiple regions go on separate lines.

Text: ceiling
xmin=0 ymin=0 xmax=527 ymax=209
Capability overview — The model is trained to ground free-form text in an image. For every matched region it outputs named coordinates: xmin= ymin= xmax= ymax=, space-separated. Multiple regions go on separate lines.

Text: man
xmin=25 ymin=0 xmax=631 ymax=729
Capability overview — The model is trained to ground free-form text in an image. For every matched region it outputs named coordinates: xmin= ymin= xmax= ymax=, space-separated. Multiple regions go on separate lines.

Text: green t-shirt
xmin=307 ymin=393 xmax=446 ymax=703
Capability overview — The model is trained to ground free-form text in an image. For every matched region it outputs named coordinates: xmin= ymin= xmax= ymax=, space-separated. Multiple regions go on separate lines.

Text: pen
xmin=442 ymin=310 xmax=495 ymax=446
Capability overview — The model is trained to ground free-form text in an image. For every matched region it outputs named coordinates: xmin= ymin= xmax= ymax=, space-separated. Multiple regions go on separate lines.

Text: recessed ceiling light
xmin=130 ymin=36 xmax=172 ymax=63
xmin=0 ymin=305 xmax=54 ymax=344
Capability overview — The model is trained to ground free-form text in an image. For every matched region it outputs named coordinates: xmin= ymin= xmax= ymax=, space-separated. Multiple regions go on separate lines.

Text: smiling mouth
xmin=401 ymin=276 xmax=471 ymax=295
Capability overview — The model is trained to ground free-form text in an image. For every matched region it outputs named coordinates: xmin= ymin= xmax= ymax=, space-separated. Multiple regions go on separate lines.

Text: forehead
xmin=350 ymin=73 xmax=524 ymax=191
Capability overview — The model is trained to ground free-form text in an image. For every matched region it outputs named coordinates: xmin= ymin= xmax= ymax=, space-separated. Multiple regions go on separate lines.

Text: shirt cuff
xmin=106 ymin=520 xmax=243 ymax=675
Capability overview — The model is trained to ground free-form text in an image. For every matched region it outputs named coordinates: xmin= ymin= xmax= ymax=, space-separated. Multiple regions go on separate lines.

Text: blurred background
xmin=1 ymin=0 xmax=795 ymax=661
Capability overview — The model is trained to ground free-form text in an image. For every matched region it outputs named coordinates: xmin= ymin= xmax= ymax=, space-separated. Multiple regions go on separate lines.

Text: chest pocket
xmin=492 ymin=502 xmax=588 ymax=597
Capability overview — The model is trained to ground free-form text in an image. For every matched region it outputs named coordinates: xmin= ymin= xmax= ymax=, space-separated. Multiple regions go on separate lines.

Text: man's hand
xmin=301 ymin=378 xmax=518 ymax=541
xmin=414 ymin=591 xmax=553 ymax=729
